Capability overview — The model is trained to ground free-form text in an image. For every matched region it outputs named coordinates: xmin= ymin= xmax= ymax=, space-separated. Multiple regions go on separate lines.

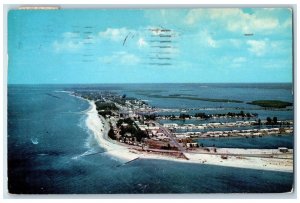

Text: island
xmin=247 ymin=100 xmax=293 ymax=108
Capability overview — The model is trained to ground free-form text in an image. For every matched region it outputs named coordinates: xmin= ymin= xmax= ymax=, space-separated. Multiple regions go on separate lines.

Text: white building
xmin=163 ymin=123 xmax=178 ymax=128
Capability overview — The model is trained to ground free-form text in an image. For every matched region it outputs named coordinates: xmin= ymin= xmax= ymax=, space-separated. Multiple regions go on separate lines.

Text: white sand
xmin=183 ymin=153 xmax=293 ymax=172
xmin=85 ymin=101 xmax=139 ymax=162
xmin=85 ymin=100 xmax=293 ymax=172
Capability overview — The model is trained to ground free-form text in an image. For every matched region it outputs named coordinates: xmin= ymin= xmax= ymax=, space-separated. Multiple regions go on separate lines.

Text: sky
xmin=8 ymin=8 xmax=293 ymax=84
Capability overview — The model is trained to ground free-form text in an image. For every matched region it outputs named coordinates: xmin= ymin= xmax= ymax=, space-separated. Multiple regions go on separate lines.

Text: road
xmin=157 ymin=123 xmax=186 ymax=154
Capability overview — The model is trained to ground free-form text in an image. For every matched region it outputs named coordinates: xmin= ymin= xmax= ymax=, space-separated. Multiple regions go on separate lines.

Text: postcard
xmin=7 ymin=7 xmax=294 ymax=194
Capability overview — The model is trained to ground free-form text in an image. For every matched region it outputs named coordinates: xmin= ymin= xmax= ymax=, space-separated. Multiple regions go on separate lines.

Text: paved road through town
xmin=157 ymin=123 xmax=186 ymax=153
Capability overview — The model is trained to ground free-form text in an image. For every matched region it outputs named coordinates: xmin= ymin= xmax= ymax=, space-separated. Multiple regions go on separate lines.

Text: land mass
xmin=138 ymin=93 xmax=244 ymax=103
xmin=247 ymin=100 xmax=293 ymax=108
xmin=71 ymin=90 xmax=293 ymax=172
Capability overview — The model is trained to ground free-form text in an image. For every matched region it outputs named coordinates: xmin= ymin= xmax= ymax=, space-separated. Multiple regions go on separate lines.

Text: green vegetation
xmin=95 ymin=101 xmax=119 ymax=111
xmin=162 ymin=111 xmax=257 ymax=120
xmin=194 ymin=113 xmax=210 ymax=119
xmin=98 ymin=110 xmax=113 ymax=117
xmin=114 ymin=98 xmax=126 ymax=105
xmin=179 ymin=113 xmax=191 ymax=119
xmin=247 ymin=100 xmax=293 ymax=108
xmin=117 ymin=118 xmax=148 ymax=142
xmin=193 ymin=111 xmax=256 ymax=119
xmin=144 ymin=114 xmax=157 ymax=120
xmin=95 ymin=102 xmax=119 ymax=117
xmin=117 ymin=118 xmax=134 ymax=127
xmin=266 ymin=116 xmax=278 ymax=125
xmin=139 ymin=94 xmax=243 ymax=103
xmin=108 ymin=124 xmax=116 ymax=140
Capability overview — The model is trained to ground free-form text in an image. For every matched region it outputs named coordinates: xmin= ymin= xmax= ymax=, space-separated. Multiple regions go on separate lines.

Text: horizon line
xmin=7 ymin=82 xmax=293 ymax=85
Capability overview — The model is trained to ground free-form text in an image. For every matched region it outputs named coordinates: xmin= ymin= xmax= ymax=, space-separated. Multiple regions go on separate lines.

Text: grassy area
xmin=139 ymin=94 xmax=243 ymax=103
xmin=247 ymin=100 xmax=293 ymax=108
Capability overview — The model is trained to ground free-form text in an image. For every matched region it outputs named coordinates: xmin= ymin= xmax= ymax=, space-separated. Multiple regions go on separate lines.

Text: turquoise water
xmin=7 ymin=84 xmax=294 ymax=194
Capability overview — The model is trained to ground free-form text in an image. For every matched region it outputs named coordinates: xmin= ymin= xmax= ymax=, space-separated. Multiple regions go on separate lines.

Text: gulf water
xmin=7 ymin=84 xmax=293 ymax=194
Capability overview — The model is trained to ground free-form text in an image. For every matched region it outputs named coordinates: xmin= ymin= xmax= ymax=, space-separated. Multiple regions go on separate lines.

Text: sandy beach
xmin=85 ymin=100 xmax=293 ymax=172
xmin=85 ymin=101 xmax=140 ymax=162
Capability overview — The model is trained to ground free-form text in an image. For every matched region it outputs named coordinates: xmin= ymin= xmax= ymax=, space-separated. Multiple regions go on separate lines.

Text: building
xmin=163 ymin=123 xmax=178 ymax=128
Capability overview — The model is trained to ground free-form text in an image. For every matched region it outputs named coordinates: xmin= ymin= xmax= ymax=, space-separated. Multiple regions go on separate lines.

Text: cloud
xmin=227 ymin=16 xmax=278 ymax=33
xmin=184 ymin=8 xmax=280 ymax=33
xmin=98 ymin=28 xmax=133 ymax=42
xmin=98 ymin=27 xmax=152 ymax=49
xmin=99 ymin=52 xmax=140 ymax=65
xmin=144 ymin=9 xmax=188 ymax=27
xmin=137 ymin=38 xmax=148 ymax=48
xmin=206 ymin=35 xmax=217 ymax=48
xmin=52 ymin=32 xmax=84 ymax=52
xmin=246 ymin=40 xmax=267 ymax=56
xmin=197 ymin=30 xmax=218 ymax=48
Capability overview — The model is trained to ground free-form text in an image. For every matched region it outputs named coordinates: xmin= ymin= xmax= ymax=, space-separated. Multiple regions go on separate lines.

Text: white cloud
xmin=184 ymin=8 xmax=280 ymax=33
xmin=62 ymin=32 xmax=79 ymax=38
xmin=99 ymin=52 xmax=140 ymax=66
xmin=246 ymin=40 xmax=267 ymax=56
xmin=98 ymin=28 xmax=133 ymax=42
xmin=137 ymin=38 xmax=148 ymax=48
xmin=198 ymin=30 xmax=218 ymax=48
xmin=227 ymin=16 xmax=278 ymax=33
xmin=207 ymin=36 xmax=217 ymax=48
xmin=184 ymin=9 xmax=205 ymax=25
xmin=52 ymin=32 xmax=83 ymax=52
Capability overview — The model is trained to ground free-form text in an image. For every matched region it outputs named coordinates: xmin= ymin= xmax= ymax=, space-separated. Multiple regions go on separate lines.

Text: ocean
xmin=7 ymin=83 xmax=294 ymax=194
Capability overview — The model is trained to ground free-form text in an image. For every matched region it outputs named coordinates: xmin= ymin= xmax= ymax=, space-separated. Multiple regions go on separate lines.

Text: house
xmin=186 ymin=142 xmax=198 ymax=148
xmin=175 ymin=134 xmax=186 ymax=138
xmin=163 ymin=123 xmax=178 ymax=128
xmin=148 ymin=126 xmax=160 ymax=130
xmin=121 ymin=123 xmax=128 ymax=127
xmin=125 ymin=132 xmax=132 ymax=137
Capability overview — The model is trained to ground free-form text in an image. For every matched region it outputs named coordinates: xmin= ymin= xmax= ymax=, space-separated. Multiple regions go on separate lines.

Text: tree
xmin=108 ymin=127 xmax=116 ymax=140
xmin=258 ymin=118 xmax=262 ymax=126
xmin=266 ymin=117 xmax=272 ymax=124
xmin=240 ymin=111 xmax=245 ymax=116
xmin=273 ymin=117 xmax=278 ymax=124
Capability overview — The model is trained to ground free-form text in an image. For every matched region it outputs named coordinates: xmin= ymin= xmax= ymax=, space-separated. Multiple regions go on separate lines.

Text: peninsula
xmin=72 ymin=90 xmax=293 ymax=172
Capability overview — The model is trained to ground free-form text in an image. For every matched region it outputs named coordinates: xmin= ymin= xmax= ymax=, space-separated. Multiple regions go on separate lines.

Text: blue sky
xmin=8 ymin=8 xmax=293 ymax=84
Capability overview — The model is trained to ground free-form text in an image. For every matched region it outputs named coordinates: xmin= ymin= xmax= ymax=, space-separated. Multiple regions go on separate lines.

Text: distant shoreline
xmin=7 ymin=82 xmax=293 ymax=86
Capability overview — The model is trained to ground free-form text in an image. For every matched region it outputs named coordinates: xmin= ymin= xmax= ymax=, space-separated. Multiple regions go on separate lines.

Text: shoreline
xmin=85 ymin=100 xmax=140 ymax=162
xmin=84 ymin=99 xmax=293 ymax=173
